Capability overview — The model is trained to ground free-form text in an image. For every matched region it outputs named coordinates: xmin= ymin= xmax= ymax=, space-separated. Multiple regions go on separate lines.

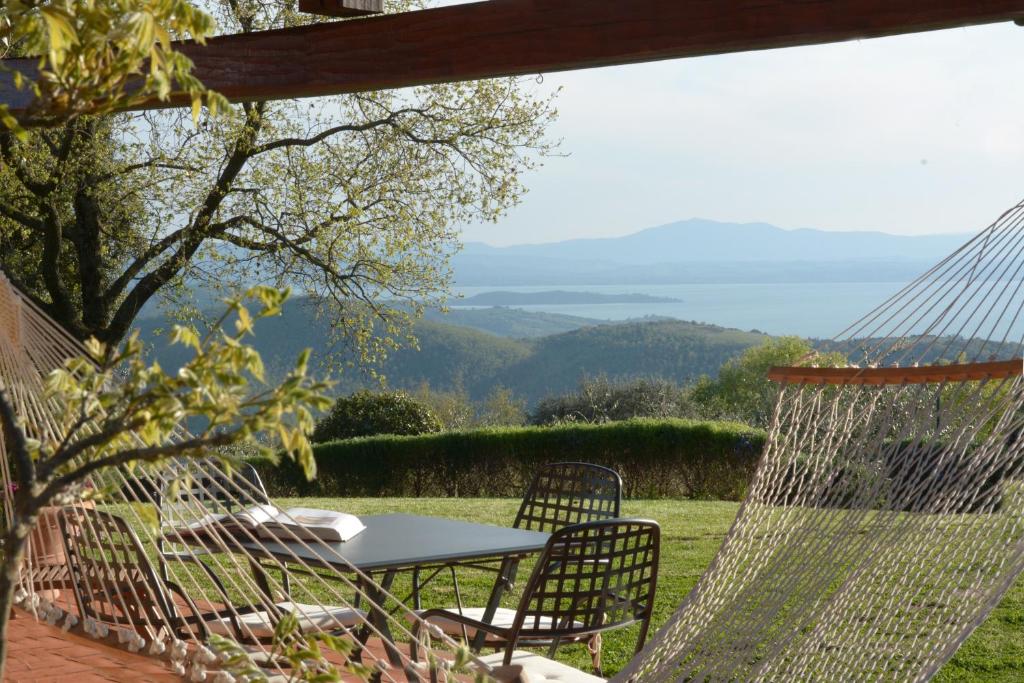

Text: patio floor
xmin=4 ymin=607 xmax=419 ymax=682
xmin=5 ymin=607 xmax=180 ymax=682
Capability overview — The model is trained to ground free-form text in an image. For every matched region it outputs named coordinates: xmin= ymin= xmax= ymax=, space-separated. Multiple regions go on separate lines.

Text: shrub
xmin=412 ymin=382 xmax=527 ymax=429
xmin=410 ymin=382 xmax=475 ymax=431
xmin=690 ymin=337 xmax=847 ymax=428
xmin=477 ymin=386 xmax=527 ymax=427
xmin=530 ymin=376 xmax=697 ymax=425
xmin=311 ymin=390 xmax=442 ymax=443
xmin=253 ymin=418 xmax=765 ymax=500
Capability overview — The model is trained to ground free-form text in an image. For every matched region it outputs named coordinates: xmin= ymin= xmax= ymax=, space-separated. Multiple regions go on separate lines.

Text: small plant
xmin=311 ymin=390 xmax=442 ymax=443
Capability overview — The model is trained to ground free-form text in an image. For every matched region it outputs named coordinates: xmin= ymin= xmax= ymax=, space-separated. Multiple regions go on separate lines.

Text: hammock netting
xmin=3 ymin=198 xmax=1024 ymax=682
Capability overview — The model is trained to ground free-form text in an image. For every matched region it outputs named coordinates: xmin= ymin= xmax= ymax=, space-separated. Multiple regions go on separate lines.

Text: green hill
xmin=422 ymin=307 xmax=604 ymax=338
xmin=492 ymin=321 xmax=767 ymax=401
xmin=134 ymin=299 xmax=766 ymax=405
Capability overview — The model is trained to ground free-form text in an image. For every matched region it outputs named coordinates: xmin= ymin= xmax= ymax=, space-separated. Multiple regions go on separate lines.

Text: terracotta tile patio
xmin=5 ymin=608 xmax=180 ymax=682
xmin=5 ymin=607 xmax=434 ymax=682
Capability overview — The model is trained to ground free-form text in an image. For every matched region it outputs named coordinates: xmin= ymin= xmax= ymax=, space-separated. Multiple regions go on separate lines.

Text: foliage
xmin=411 ymin=381 xmax=474 ymax=430
xmin=311 ymin=390 xmax=442 ymax=443
xmin=530 ymin=375 xmax=698 ymax=425
xmin=253 ymin=418 xmax=765 ymax=500
xmin=690 ymin=336 xmax=847 ymax=428
xmin=0 ymin=286 xmax=329 ymax=677
xmin=1 ymin=0 xmax=225 ymax=130
xmin=477 ymin=385 xmax=527 ymax=427
xmin=412 ymin=381 xmax=526 ymax=429
xmin=0 ymin=0 xmax=558 ymax=366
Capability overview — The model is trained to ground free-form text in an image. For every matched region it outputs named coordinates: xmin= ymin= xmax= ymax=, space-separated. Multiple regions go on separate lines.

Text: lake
xmin=452 ymin=282 xmax=913 ymax=339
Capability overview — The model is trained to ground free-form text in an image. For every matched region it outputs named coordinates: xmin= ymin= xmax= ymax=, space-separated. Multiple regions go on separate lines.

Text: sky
xmin=457 ymin=20 xmax=1024 ymax=246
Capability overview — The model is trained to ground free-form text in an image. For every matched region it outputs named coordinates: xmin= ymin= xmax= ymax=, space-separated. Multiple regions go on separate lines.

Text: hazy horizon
xmin=457 ymin=20 xmax=1024 ymax=246
xmin=463 ymin=217 xmax=976 ymax=248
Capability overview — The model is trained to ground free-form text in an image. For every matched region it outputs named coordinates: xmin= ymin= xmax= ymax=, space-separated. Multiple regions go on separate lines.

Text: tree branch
xmin=251 ymin=108 xmax=426 ymax=155
xmin=0 ymin=131 xmax=55 ymax=197
xmin=0 ymin=389 xmax=33 ymax=490
xmin=104 ymin=226 xmax=192 ymax=305
xmin=38 ymin=432 xmax=236 ymax=504
xmin=38 ymin=202 xmax=85 ymax=337
xmin=0 ymin=201 xmax=44 ymax=231
xmin=105 ymin=103 xmax=268 ymax=343
xmin=36 ymin=414 xmax=147 ymax=481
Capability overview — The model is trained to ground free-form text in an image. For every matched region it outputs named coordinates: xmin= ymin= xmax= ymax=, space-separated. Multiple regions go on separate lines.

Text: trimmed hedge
xmin=251 ymin=419 xmax=765 ymax=501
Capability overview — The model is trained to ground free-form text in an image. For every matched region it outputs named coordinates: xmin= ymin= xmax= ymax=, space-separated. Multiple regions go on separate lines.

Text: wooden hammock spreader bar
xmin=4 ymin=0 xmax=1024 ymax=112
xmin=768 ymin=358 xmax=1024 ymax=385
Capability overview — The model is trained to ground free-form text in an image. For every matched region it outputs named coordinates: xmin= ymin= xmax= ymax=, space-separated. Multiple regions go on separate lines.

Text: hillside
xmin=135 ymin=300 xmax=765 ymax=404
xmin=491 ymin=320 xmax=767 ymax=401
xmin=422 ymin=307 xmax=604 ymax=338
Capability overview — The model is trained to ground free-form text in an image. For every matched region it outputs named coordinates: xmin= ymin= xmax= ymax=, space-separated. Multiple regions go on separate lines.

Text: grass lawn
xmin=273 ymin=497 xmax=1024 ymax=681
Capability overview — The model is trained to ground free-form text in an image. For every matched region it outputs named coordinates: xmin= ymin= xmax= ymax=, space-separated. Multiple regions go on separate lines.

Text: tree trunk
xmin=0 ymin=522 xmax=30 ymax=680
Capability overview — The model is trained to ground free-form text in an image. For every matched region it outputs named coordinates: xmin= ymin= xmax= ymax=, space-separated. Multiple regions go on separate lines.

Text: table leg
xmin=358 ymin=570 xmax=409 ymax=670
xmin=248 ymin=557 xmax=277 ymax=603
xmin=411 ymin=567 xmax=422 ymax=610
xmin=471 ymin=557 xmax=520 ymax=652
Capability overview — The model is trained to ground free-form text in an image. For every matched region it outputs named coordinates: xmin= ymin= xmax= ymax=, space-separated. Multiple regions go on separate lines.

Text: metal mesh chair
xmin=60 ymin=506 xmax=363 ymax=646
xmin=419 ymin=518 xmax=660 ymax=676
xmin=412 ymin=462 xmax=624 ymax=645
xmin=157 ymin=460 xmax=270 ymax=530
xmin=513 ymin=462 xmax=622 ymax=532
xmin=156 ymin=460 xmax=289 ymax=597
xmin=58 ymin=506 xmax=211 ymax=641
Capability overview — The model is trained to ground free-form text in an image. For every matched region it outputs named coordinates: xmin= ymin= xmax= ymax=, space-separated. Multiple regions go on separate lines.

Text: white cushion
xmin=478 ymin=651 xmax=605 ymax=683
xmin=414 ymin=607 xmax=584 ymax=639
xmin=207 ymin=601 xmax=364 ymax=639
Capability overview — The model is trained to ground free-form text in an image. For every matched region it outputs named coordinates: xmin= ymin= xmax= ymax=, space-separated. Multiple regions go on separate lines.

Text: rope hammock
xmin=3 ymin=198 xmax=1024 ymax=682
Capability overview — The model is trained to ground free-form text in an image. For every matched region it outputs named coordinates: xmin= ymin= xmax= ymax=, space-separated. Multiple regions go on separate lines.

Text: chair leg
xmin=409 ymin=619 xmax=422 ymax=662
xmin=588 ymin=633 xmax=603 ymax=677
xmin=449 ymin=565 xmax=470 ymax=645
xmin=280 ymin=565 xmax=291 ymax=597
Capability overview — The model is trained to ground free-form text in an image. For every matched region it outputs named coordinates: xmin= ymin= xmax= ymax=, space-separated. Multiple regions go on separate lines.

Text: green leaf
xmin=130 ymin=502 xmax=160 ymax=534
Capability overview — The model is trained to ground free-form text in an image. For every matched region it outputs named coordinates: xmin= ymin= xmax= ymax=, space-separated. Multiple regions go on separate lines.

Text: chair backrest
xmin=513 ymin=462 xmax=622 ymax=532
xmin=159 ymin=460 xmax=269 ymax=529
xmin=58 ymin=506 xmax=178 ymax=629
xmin=504 ymin=518 xmax=660 ymax=663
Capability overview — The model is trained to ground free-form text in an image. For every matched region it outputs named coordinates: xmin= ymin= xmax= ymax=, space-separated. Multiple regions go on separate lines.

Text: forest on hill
xmin=135 ymin=298 xmax=767 ymax=404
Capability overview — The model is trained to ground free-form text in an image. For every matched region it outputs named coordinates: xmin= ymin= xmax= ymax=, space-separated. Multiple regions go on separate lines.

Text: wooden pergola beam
xmin=298 ymin=0 xmax=383 ymax=19
xmin=3 ymin=0 xmax=1024 ymax=111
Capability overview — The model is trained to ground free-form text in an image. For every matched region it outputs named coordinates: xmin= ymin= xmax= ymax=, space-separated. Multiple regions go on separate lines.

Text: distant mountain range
xmin=454 ymin=219 xmax=971 ymax=285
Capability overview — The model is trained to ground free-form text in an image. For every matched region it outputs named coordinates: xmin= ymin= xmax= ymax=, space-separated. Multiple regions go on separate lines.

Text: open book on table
xmin=176 ymin=504 xmax=366 ymax=543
